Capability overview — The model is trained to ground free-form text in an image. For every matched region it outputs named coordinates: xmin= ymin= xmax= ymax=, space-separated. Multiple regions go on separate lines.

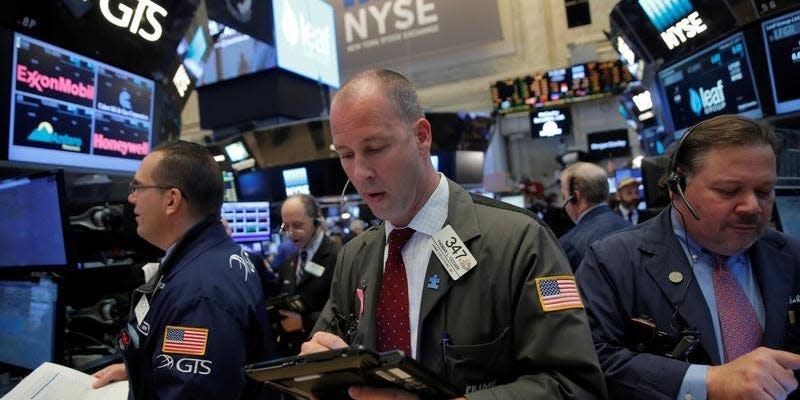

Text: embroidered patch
xmin=535 ymin=276 xmax=584 ymax=312
xmin=162 ymin=325 xmax=209 ymax=356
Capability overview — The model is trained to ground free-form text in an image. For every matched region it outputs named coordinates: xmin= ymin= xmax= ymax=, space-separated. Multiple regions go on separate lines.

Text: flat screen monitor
xmin=774 ymin=188 xmax=800 ymax=238
xmin=530 ymin=107 xmax=571 ymax=138
xmin=198 ymin=20 xmax=277 ymax=87
xmin=430 ymin=155 xmax=439 ymax=171
xmin=236 ymin=169 xmax=271 ymax=201
xmin=761 ymin=9 xmax=800 ymax=114
xmin=222 ymin=170 xmax=238 ymax=202
xmin=0 ymin=170 xmax=70 ymax=269
xmin=273 ymin=0 xmax=340 ymax=88
xmin=224 ymin=141 xmax=250 ymax=163
xmin=658 ymin=32 xmax=762 ymax=135
xmin=9 ymin=33 xmax=155 ymax=172
xmin=640 ymin=155 xmax=670 ymax=209
xmin=222 ymin=201 xmax=271 ymax=243
xmin=282 ymin=167 xmax=310 ymax=196
xmin=587 ymin=129 xmax=630 ymax=159
xmin=0 ymin=277 xmax=61 ymax=370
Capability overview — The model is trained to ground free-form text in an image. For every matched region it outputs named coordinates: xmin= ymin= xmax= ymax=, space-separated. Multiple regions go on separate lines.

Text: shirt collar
xmin=386 ymin=173 xmax=449 ymax=238
xmin=304 ymin=228 xmax=324 ymax=259
xmin=576 ymin=203 xmax=606 ymax=224
xmin=670 ymin=208 xmax=745 ymax=264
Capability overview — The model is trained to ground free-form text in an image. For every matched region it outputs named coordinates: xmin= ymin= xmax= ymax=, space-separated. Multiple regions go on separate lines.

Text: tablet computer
xmin=244 ymin=346 xmax=461 ymax=399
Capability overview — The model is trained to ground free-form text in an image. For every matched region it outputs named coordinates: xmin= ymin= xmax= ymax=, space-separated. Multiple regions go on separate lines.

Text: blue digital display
xmin=0 ymin=278 xmax=59 ymax=370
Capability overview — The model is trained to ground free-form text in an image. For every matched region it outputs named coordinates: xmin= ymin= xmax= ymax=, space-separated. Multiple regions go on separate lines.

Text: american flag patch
xmin=535 ymin=276 xmax=584 ymax=312
xmin=162 ymin=325 xmax=208 ymax=356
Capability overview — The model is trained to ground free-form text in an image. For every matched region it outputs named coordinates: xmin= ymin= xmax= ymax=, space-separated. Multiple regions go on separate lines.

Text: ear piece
xmin=313 ymin=218 xmax=320 ymax=227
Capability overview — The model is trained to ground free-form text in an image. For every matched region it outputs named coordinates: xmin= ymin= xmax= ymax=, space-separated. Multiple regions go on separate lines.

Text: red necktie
xmin=376 ymin=227 xmax=415 ymax=355
xmin=711 ymin=254 xmax=762 ymax=362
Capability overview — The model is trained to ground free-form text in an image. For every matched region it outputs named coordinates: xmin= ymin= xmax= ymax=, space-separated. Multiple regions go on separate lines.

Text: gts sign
xmin=659 ymin=11 xmax=707 ymax=50
xmin=99 ymin=0 xmax=168 ymax=42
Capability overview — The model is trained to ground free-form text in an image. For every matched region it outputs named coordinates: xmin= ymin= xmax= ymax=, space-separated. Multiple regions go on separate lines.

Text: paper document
xmin=1 ymin=362 xmax=128 ymax=400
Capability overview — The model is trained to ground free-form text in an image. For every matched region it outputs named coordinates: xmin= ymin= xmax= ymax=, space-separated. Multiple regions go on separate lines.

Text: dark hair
xmin=668 ymin=115 xmax=778 ymax=182
xmin=338 ymin=69 xmax=424 ymax=124
xmin=151 ymin=140 xmax=223 ymax=218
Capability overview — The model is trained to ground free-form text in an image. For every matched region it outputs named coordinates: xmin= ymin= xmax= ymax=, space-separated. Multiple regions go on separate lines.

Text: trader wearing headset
xmin=558 ymin=162 xmax=631 ymax=271
xmin=576 ymin=115 xmax=800 ymax=400
xmin=273 ymin=194 xmax=341 ymax=356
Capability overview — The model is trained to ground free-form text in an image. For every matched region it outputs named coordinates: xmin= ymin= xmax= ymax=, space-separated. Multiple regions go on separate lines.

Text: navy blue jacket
xmin=576 ymin=208 xmax=800 ymax=400
xmin=559 ymin=204 xmax=631 ymax=271
xmin=121 ymin=218 xmax=273 ymax=400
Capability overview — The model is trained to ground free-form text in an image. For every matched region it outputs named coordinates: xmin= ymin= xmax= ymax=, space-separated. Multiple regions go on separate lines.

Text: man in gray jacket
xmin=300 ymin=69 xmax=606 ymax=400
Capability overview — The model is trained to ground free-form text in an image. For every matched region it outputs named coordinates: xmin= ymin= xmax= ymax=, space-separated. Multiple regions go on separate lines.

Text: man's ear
xmin=164 ymin=188 xmax=183 ymax=216
xmin=414 ymin=117 xmax=432 ymax=151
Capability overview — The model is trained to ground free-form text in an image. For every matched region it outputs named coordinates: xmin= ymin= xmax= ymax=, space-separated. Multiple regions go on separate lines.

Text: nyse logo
xmin=99 ymin=0 xmax=168 ymax=42
xmin=280 ymin=0 xmax=331 ymax=58
xmin=659 ymin=11 xmax=707 ymax=50
xmin=343 ymin=0 xmax=438 ymax=43
xmin=155 ymin=354 xmax=212 ymax=375
xmin=689 ymin=79 xmax=726 ymax=116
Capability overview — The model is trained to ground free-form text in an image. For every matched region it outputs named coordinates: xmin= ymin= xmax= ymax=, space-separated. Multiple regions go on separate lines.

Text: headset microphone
xmin=340 ymin=179 xmax=351 ymax=210
xmin=667 ymin=124 xmax=701 ymax=221
xmin=673 ymin=179 xmax=700 ymax=221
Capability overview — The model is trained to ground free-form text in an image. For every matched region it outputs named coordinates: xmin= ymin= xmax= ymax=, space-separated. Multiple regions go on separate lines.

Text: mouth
xmin=730 ymin=224 xmax=759 ymax=232
xmin=364 ymin=191 xmax=385 ymax=202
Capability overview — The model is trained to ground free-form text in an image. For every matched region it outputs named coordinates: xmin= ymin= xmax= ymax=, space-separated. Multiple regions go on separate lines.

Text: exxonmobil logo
xmin=17 ymin=65 xmax=94 ymax=101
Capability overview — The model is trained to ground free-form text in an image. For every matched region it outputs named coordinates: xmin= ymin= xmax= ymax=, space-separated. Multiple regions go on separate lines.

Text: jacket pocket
xmin=444 ymin=327 xmax=511 ymax=392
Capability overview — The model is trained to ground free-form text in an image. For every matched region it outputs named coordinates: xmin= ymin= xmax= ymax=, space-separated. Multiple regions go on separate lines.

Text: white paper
xmin=1 ymin=362 xmax=128 ymax=400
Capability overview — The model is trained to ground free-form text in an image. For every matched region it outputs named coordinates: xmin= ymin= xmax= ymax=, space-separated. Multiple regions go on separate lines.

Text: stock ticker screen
xmin=8 ymin=33 xmax=155 ymax=172
xmin=491 ymin=61 xmax=633 ymax=113
xmin=658 ymin=32 xmax=762 ymax=134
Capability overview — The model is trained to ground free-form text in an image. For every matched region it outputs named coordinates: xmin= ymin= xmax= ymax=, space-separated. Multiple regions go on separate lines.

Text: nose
xmin=735 ymin=191 xmax=762 ymax=215
xmin=351 ymin=155 xmax=374 ymax=183
xmin=128 ymin=192 xmax=136 ymax=204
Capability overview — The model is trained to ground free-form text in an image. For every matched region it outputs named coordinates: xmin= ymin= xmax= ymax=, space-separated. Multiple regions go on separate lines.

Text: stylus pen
xmin=441 ymin=331 xmax=450 ymax=367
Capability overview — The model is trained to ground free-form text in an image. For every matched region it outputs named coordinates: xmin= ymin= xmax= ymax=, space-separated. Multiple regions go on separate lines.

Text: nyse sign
xmin=100 ymin=0 xmax=168 ymax=42
xmin=659 ymin=11 xmax=707 ymax=50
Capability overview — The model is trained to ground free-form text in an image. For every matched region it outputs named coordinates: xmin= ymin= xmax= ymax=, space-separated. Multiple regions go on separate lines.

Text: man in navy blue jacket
xmin=92 ymin=141 xmax=273 ymax=399
xmin=558 ymin=162 xmax=631 ymax=271
xmin=577 ymin=115 xmax=800 ymax=400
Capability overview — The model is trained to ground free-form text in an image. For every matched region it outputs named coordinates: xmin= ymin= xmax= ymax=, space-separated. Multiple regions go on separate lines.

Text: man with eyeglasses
xmin=92 ymin=140 xmax=274 ymax=400
xmin=273 ymin=194 xmax=341 ymax=356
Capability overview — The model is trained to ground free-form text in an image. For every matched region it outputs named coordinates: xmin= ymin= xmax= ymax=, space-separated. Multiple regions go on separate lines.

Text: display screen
xmin=8 ymin=33 xmax=154 ymax=172
xmin=658 ymin=32 xmax=762 ymax=134
xmin=762 ymin=9 xmax=800 ymax=114
xmin=522 ymin=61 xmax=633 ymax=108
xmin=273 ymin=0 xmax=340 ymax=87
xmin=0 ymin=277 xmax=60 ymax=370
xmin=222 ymin=170 xmax=238 ymax=202
xmin=222 ymin=201 xmax=271 ymax=243
xmin=0 ymin=171 xmax=69 ymax=269
xmin=224 ymin=141 xmax=250 ymax=162
xmin=282 ymin=167 xmax=310 ymax=196
xmin=775 ymin=188 xmax=800 ymax=238
xmin=530 ymin=107 xmax=571 ymax=138
xmin=587 ymin=129 xmax=630 ymax=159
xmin=198 ymin=20 xmax=277 ymax=87
xmin=491 ymin=61 xmax=633 ymax=113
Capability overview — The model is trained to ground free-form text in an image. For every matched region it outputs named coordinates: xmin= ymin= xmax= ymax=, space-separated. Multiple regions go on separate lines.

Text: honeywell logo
xmin=93 ymin=133 xmax=149 ymax=156
xmin=17 ymin=65 xmax=95 ymax=100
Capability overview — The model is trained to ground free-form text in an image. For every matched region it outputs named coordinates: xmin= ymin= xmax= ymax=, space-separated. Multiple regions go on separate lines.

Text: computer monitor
xmin=761 ymin=8 xmax=800 ymax=115
xmin=0 ymin=170 xmax=71 ymax=269
xmin=224 ymin=141 xmax=250 ymax=163
xmin=0 ymin=276 xmax=62 ymax=371
xmin=282 ymin=167 xmax=310 ymax=197
xmin=221 ymin=201 xmax=271 ymax=243
xmin=640 ymin=155 xmax=671 ymax=210
xmin=774 ymin=188 xmax=800 ymax=238
xmin=222 ymin=170 xmax=238 ymax=202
